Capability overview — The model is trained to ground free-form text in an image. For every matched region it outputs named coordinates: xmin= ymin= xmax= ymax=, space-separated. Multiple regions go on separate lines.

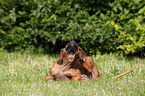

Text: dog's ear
xmin=56 ymin=48 xmax=64 ymax=59
xmin=78 ymin=47 xmax=86 ymax=59
xmin=57 ymin=45 xmax=68 ymax=59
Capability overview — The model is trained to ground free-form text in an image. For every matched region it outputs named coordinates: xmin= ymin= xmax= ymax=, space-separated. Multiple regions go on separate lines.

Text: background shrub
xmin=0 ymin=0 xmax=145 ymax=55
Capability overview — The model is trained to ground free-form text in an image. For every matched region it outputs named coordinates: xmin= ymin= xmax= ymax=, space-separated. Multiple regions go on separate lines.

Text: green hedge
xmin=0 ymin=0 xmax=145 ymax=55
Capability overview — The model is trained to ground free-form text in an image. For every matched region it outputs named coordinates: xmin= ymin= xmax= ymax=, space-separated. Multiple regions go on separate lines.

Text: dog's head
xmin=57 ymin=40 xmax=86 ymax=63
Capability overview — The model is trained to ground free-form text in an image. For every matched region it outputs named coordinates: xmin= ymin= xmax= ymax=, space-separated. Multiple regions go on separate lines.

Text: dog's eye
xmin=57 ymin=59 xmax=63 ymax=65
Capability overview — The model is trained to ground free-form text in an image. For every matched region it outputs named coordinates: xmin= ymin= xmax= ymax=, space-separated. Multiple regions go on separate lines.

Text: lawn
xmin=0 ymin=49 xmax=144 ymax=96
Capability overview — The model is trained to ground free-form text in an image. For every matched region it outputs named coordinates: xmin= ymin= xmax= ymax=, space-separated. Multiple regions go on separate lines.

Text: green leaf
xmin=138 ymin=6 xmax=145 ymax=14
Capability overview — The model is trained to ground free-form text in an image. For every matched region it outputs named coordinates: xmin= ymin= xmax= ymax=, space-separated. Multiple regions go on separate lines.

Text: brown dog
xmin=41 ymin=41 xmax=100 ymax=82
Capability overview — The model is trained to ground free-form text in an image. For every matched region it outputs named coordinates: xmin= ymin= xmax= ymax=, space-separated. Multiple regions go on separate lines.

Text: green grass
xmin=0 ymin=49 xmax=145 ymax=96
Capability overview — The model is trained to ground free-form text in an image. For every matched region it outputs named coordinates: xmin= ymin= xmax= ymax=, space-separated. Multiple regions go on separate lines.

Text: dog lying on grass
xmin=41 ymin=40 xmax=100 ymax=82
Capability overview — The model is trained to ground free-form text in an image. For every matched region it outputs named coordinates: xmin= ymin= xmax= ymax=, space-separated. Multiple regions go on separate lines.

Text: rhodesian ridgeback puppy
xmin=41 ymin=41 xmax=100 ymax=82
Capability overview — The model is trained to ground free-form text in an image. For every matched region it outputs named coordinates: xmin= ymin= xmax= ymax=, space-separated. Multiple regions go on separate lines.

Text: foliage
xmin=117 ymin=19 xmax=145 ymax=55
xmin=0 ymin=0 xmax=145 ymax=55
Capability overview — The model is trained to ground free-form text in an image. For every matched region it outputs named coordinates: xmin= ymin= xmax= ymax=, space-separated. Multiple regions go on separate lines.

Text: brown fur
xmin=41 ymin=41 xmax=100 ymax=82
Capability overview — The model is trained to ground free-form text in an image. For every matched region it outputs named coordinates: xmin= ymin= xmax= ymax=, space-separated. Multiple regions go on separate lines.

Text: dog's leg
xmin=79 ymin=60 xmax=92 ymax=73
xmin=85 ymin=57 xmax=100 ymax=79
xmin=63 ymin=68 xmax=82 ymax=81
xmin=41 ymin=75 xmax=54 ymax=82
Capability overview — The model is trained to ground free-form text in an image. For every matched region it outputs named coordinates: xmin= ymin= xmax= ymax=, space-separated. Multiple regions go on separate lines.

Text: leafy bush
xmin=0 ymin=0 xmax=145 ymax=55
xmin=117 ymin=19 xmax=145 ymax=55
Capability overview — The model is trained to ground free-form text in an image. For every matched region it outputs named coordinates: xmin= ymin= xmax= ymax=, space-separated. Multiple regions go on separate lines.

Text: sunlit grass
xmin=0 ymin=49 xmax=145 ymax=96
